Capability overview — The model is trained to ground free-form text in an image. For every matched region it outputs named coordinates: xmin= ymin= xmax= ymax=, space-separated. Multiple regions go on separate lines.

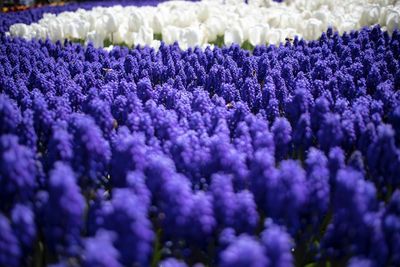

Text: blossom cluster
xmin=8 ymin=0 xmax=400 ymax=49
xmin=1 ymin=1 xmax=400 ymax=267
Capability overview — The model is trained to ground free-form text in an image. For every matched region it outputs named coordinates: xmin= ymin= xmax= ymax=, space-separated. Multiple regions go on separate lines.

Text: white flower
xmin=150 ymin=40 xmax=161 ymax=50
xmin=181 ymin=25 xmax=205 ymax=47
xmin=7 ymin=0 xmax=400 ymax=49
xmin=266 ymin=29 xmax=281 ymax=45
xmin=339 ymin=20 xmax=357 ymax=34
xmin=48 ymin=21 xmax=64 ymax=42
xmin=86 ymin=31 xmax=106 ymax=47
xmin=9 ymin=24 xmax=28 ymax=38
xmin=248 ymin=25 xmax=269 ymax=46
xmin=224 ymin=24 xmax=244 ymax=46
xmin=303 ymin=18 xmax=323 ymax=40
xmin=205 ymin=16 xmax=226 ymax=42
xmin=162 ymin=25 xmax=181 ymax=44
xmin=152 ymin=13 xmax=164 ymax=34
xmin=129 ymin=9 xmax=146 ymax=32
xmin=135 ymin=26 xmax=154 ymax=46
xmin=386 ymin=9 xmax=400 ymax=33
xmin=104 ymin=12 xmax=118 ymax=33
xmin=360 ymin=4 xmax=381 ymax=26
xmin=104 ymin=45 xmax=114 ymax=52
xmin=113 ymin=25 xmax=129 ymax=44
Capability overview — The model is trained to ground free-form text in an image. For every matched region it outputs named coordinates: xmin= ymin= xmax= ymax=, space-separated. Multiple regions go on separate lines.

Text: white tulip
xmin=360 ymin=5 xmax=381 ymax=26
xmin=9 ymin=24 xmax=28 ymax=38
xmin=224 ymin=25 xmax=244 ymax=46
xmin=104 ymin=12 xmax=118 ymax=33
xmin=181 ymin=26 xmax=204 ymax=47
xmin=135 ymin=26 xmax=154 ymax=46
xmin=113 ymin=25 xmax=128 ymax=44
xmin=248 ymin=25 xmax=266 ymax=46
xmin=304 ymin=18 xmax=323 ymax=40
xmin=48 ymin=21 xmax=64 ymax=42
xmin=104 ymin=45 xmax=114 ymax=52
xmin=129 ymin=10 xmax=145 ymax=32
xmin=163 ymin=26 xmax=182 ymax=44
xmin=339 ymin=20 xmax=357 ymax=34
xmin=386 ymin=10 xmax=400 ymax=33
xmin=150 ymin=40 xmax=161 ymax=51
xmin=152 ymin=13 xmax=164 ymax=34
xmin=197 ymin=4 xmax=210 ymax=22
xmin=8 ymin=0 xmax=400 ymax=49
xmin=86 ymin=31 xmax=105 ymax=47
xmin=266 ymin=29 xmax=281 ymax=45
xmin=205 ymin=16 xmax=226 ymax=41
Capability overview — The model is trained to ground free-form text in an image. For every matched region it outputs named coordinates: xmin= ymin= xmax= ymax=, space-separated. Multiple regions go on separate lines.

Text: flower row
xmin=1 ymin=24 xmax=400 ymax=266
xmin=7 ymin=0 xmax=400 ymax=49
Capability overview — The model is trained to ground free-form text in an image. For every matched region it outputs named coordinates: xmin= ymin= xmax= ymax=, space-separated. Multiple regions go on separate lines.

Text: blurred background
xmin=1 ymin=0 xmax=85 ymax=9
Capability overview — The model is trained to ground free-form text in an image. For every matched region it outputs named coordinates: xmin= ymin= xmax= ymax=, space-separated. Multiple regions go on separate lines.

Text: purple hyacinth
xmin=98 ymin=188 xmax=154 ymax=266
xmin=0 ymin=135 xmax=37 ymax=209
xmin=266 ymin=160 xmax=308 ymax=233
xmin=367 ymin=124 xmax=400 ymax=188
xmin=0 ymin=17 xmax=399 ymax=266
xmin=0 ymin=94 xmax=21 ymax=135
xmin=186 ymin=191 xmax=216 ymax=243
xmin=261 ymin=219 xmax=294 ymax=267
xmin=220 ymin=235 xmax=268 ymax=267
xmin=383 ymin=190 xmax=400 ymax=265
xmin=210 ymin=173 xmax=236 ymax=228
xmin=11 ymin=204 xmax=36 ymax=252
xmin=317 ymin=113 xmax=343 ymax=152
xmin=159 ymin=258 xmax=188 ymax=267
xmin=305 ymin=148 xmax=330 ymax=221
xmin=0 ymin=213 xmax=21 ymax=267
xmin=233 ymin=190 xmax=259 ymax=234
xmin=110 ymin=127 xmax=150 ymax=187
xmin=83 ymin=230 xmax=122 ymax=267
xmin=44 ymin=162 xmax=85 ymax=255
xmin=271 ymin=117 xmax=292 ymax=161
xmin=69 ymin=113 xmax=111 ymax=186
xmin=45 ymin=121 xmax=73 ymax=169
xmin=322 ymin=167 xmax=387 ymax=262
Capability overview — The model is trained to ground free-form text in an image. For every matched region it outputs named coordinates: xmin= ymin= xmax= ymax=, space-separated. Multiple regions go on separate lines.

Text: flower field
xmin=0 ymin=0 xmax=400 ymax=266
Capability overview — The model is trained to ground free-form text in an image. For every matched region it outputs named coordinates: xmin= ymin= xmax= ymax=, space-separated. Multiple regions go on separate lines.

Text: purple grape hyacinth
xmin=0 ymin=4 xmax=400 ymax=265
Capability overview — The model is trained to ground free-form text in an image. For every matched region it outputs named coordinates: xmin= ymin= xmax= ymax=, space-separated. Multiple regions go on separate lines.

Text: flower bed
xmin=1 ymin=1 xmax=400 ymax=267
xmin=7 ymin=0 xmax=400 ymax=49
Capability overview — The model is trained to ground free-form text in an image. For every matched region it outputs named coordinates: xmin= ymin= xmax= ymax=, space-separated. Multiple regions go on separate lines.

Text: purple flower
xmin=267 ymin=160 xmax=308 ymax=233
xmin=367 ymin=124 xmax=400 ymax=188
xmin=210 ymin=173 xmax=236 ymax=228
xmin=305 ymin=148 xmax=330 ymax=222
xmin=159 ymin=258 xmax=188 ymax=267
xmin=261 ymin=219 xmax=294 ymax=267
xmin=271 ymin=117 xmax=292 ymax=161
xmin=383 ymin=190 xmax=400 ymax=265
xmin=98 ymin=188 xmax=154 ymax=266
xmin=0 ymin=213 xmax=21 ymax=267
xmin=110 ymin=127 xmax=151 ymax=187
xmin=83 ymin=230 xmax=122 ymax=267
xmin=11 ymin=204 xmax=36 ymax=252
xmin=347 ymin=257 xmax=375 ymax=267
xmin=0 ymin=135 xmax=37 ymax=209
xmin=220 ymin=235 xmax=268 ymax=267
xmin=234 ymin=190 xmax=259 ymax=234
xmin=187 ymin=191 xmax=216 ymax=243
xmin=317 ymin=113 xmax=343 ymax=152
xmin=69 ymin=113 xmax=111 ymax=186
xmin=0 ymin=94 xmax=21 ymax=135
xmin=44 ymin=162 xmax=85 ymax=255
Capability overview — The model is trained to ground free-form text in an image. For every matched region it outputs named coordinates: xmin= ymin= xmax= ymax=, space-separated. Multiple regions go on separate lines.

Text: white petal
xmin=224 ymin=25 xmax=244 ymax=45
